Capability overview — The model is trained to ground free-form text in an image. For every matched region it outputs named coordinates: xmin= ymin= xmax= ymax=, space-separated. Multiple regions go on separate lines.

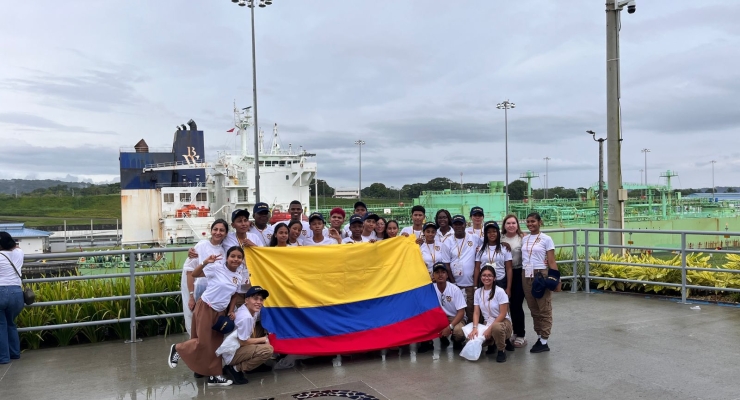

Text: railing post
xmin=681 ymin=232 xmax=688 ymax=304
xmin=584 ymin=230 xmax=591 ymax=294
xmin=126 ymin=251 xmax=141 ymax=343
xmin=571 ymin=229 xmax=578 ymax=293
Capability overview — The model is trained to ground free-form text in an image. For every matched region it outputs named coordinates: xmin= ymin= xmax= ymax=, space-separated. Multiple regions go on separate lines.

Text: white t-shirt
xmin=521 ymin=233 xmax=555 ymax=274
xmin=420 ymin=242 xmax=449 ymax=275
xmin=361 ymin=231 xmax=377 ymax=242
xmin=465 ymin=226 xmax=484 ymax=239
xmin=501 ymin=234 xmax=523 ymax=268
xmin=435 ymin=229 xmax=455 ymax=245
xmin=235 ymin=305 xmax=259 ymax=341
xmin=342 ymin=236 xmax=369 ymax=244
xmin=443 ymin=234 xmax=482 ymax=287
xmin=281 ymin=220 xmax=312 ymax=243
xmin=184 ymin=240 xmax=227 ymax=290
xmin=287 ymin=241 xmax=301 ymax=247
xmin=474 ymin=286 xmax=511 ymax=324
xmin=0 ymin=248 xmax=23 ymax=286
xmin=303 ymin=236 xmax=338 ymax=246
xmin=475 ymin=245 xmax=513 ymax=281
xmin=435 ymin=283 xmax=467 ymax=318
xmin=246 ymin=225 xmax=274 ymax=247
xmin=200 ymin=262 xmax=243 ymax=312
xmin=400 ymin=226 xmax=423 ymax=240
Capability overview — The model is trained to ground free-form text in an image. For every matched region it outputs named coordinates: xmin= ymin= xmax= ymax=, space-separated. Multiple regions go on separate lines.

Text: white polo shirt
xmin=435 ymin=283 xmax=467 ymax=318
xmin=465 ymin=226 xmax=484 ymax=239
xmin=304 ymin=236 xmax=338 ymax=246
xmin=246 ymin=225 xmax=274 ymax=247
xmin=184 ymin=240 xmax=226 ymax=290
xmin=281 ymin=220 xmax=312 ymax=243
xmin=475 ymin=245 xmax=513 ymax=281
xmin=443 ymin=234 xmax=482 ymax=287
xmin=400 ymin=226 xmax=424 ymax=240
xmin=200 ymin=262 xmax=243 ymax=312
xmin=435 ymin=228 xmax=455 ymax=245
xmin=474 ymin=286 xmax=511 ymax=324
xmin=521 ymin=233 xmax=555 ymax=276
xmin=420 ymin=242 xmax=449 ymax=275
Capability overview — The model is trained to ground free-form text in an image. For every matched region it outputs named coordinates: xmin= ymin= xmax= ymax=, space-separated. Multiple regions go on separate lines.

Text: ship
xmin=118 ymin=106 xmax=317 ymax=245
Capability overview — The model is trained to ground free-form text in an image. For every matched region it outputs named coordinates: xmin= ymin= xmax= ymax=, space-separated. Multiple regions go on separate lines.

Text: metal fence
xmin=16 ymin=228 xmax=740 ymax=342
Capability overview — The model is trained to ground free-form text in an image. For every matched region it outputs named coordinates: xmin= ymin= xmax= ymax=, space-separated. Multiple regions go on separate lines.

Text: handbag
xmin=0 ymin=252 xmax=35 ymax=305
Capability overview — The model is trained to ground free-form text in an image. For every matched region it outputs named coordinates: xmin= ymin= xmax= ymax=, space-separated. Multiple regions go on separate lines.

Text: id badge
xmin=524 ymin=263 xmax=534 ymax=278
xmin=452 ymin=261 xmax=463 ymax=277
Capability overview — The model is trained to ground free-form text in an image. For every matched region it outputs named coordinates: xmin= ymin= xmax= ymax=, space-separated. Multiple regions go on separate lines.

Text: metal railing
xmin=16 ymin=228 xmax=740 ymax=342
xmin=20 ymin=247 xmax=186 ymax=343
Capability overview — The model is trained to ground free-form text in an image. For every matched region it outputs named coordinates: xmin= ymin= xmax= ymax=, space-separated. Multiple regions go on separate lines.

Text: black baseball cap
xmin=231 ymin=209 xmax=250 ymax=222
xmin=451 ymin=215 xmax=466 ymax=224
xmin=484 ymin=221 xmax=499 ymax=231
xmin=349 ymin=214 xmax=364 ymax=225
xmin=253 ymin=202 xmax=270 ymax=214
xmin=363 ymin=213 xmax=380 ymax=221
xmin=353 ymin=201 xmax=367 ymax=210
xmin=423 ymin=222 xmax=438 ymax=231
xmin=245 ymin=285 xmax=269 ymax=299
xmin=432 ymin=262 xmax=447 ymax=273
xmin=470 ymin=206 xmax=484 ymax=217
xmin=309 ymin=212 xmax=325 ymax=223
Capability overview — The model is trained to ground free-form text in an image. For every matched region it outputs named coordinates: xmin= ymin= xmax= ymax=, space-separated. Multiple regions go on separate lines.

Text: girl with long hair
xmin=269 ymin=223 xmax=290 ymax=247
xmin=466 ymin=265 xmax=513 ymax=362
xmin=475 ymin=221 xmax=513 ymax=295
xmin=501 ymin=214 xmax=527 ymax=348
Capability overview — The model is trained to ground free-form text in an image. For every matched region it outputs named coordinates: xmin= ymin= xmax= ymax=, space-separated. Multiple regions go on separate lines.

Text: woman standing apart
xmin=501 ymin=214 xmax=527 ymax=348
xmin=168 ymin=246 xmax=246 ymax=386
xmin=0 ymin=232 xmax=24 ymax=364
xmin=466 ymin=266 xmax=513 ymax=363
xmin=521 ymin=212 xmax=559 ymax=353
xmin=182 ymin=219 xmax=229 ymax=337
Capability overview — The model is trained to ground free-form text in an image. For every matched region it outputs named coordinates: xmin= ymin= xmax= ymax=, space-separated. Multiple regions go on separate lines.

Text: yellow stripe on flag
xmin=245 ymin=235 xmax=431 ymax=308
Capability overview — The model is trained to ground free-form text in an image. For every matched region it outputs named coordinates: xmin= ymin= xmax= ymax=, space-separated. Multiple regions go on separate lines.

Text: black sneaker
xmin=485 ymin=345 xmax=497 ymax=355
xmin=496 ymin=350 xmax=507 ymax=363
xmin=505 ymin=338 xmax=515 ymax=352
xmin=417 ymin=341 xmax=434 ymax=353
xmin=194 ymin=372 xmax=204 ymax=379
xmin=207 ymin=375 xmax=233 ymax=387
xmin=452 ymin=339 xmax=465 ymax=350
xmin=167 ymin=344 xmax=180 ymax=368
xmin=530 ymin=339 xmax=550 ymax=353
xmin=223 ymin=365 xmax=249 ymax=385
xmin=439 ymin=336 xmax=450 ymax=349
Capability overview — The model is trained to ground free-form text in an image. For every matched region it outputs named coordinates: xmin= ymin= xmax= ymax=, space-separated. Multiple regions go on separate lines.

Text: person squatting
xmin=169 ymin=200 xmax=561 ymax=386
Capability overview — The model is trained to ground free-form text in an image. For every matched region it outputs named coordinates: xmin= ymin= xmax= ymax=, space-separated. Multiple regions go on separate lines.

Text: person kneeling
xmin=432 ymin=263 xmax=466 ymax=350
xmin=466 ymin=266 xmax=514 ymax=363
xmin=222 ymin=286 xmax=273 ymax=384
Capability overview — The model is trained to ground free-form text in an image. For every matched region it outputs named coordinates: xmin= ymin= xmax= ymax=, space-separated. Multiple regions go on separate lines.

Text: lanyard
xmin=480 ymin=287 xmax=494 ymax=321
xmin=254 ymin=227 xmax=269 ymax=245
xmin=454 ymin=237 xmax=466 ymax=259
xmin=525 ymin=233 xmax=542 ymax=263
xmin=426 ymin=243 xmax=436 ymax=264
xmin=438 ymin=230 xmax=452 ymax=243
xmin=486 ymin=245 xmax=498 ymax=264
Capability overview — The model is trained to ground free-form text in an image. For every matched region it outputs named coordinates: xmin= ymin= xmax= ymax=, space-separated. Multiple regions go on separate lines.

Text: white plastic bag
xmin=216 ymin=331 xmax=240 ymax=365
xmin=459 ymin=322 xmax=488 ymax=361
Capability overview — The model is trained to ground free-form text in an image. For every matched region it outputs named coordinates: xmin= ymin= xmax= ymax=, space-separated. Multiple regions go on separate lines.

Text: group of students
xmin=169 ymin=200 xmax=560 ymax=386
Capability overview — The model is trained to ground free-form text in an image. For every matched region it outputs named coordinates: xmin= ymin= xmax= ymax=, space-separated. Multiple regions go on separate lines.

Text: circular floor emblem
xmin=292 ymin=389 xmax=379 ymax=399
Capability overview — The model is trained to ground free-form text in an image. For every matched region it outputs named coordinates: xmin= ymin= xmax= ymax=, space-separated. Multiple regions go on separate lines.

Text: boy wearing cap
xmin=466 ymin=206 xmax=485 ymax=238
xmin=246 ymin=202 xmax=274 ymax=247
xmin=304 ymin=213 xmax=340 ymax=245
xmin=223 ymin=286 xmax=273 ymax=385
xmin=443 ymin=214 xmax=482 ymax=323
xmin=432 ymin=263 xmax=466 ymax=347
xmin=361 ymin=213 xmax=379 ymax=242
xmin=401 ymin=205 xmax=426 ymax=244
xmin=343 ymin=201 xmax=367 ymax=238
xmin=282 ymin=200 xmax=312 ymax=244
xmin=342 ymin=214 xmax=370 ymax=243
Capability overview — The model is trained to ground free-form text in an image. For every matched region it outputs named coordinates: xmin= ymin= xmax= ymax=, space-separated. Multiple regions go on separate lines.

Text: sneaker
xmin=485 ymin=345 xmax=497 ymax=355
xmin=530 ymin=339 xmax=550 ymax=353
xmin=417 ymin=341 xmax=434 ymax=353
xmin=223 ymin=365 xmax=248 ymax=385
xmin=439 ymin=336 xmax=450 ymax=349
xmin=194 ymin=372 xmax=204 ymax=379
xmin=496 ymin=350 xmax=507 ymax=363
xmin=505 ymin=339 xmax=515 ymax=352
xmin=207 ymin=375 xmax=233 ymax=387
xmin=167 ymin=344 xmax=180 ymax=368
xmin=452 ymin=339 xmax=465 ymax=351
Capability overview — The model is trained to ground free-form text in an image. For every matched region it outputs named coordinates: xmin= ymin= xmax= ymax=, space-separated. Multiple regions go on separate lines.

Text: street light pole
xmin=711 ymin=160 xmax=717 ymax=199
xmin=496 ymin=100 xmax=515 ymax=213
xmin=641 ymin=148 xmax=650 ymax=186
xmin=233 ymin=0 xmax=273 ymax=203
xmin=355 ymin=140 xmax=365 ymax=200
xmin=543 ymin=157 xmax=551 ymax=199
xmin=588 ymin=130 xmax=606 ymax=255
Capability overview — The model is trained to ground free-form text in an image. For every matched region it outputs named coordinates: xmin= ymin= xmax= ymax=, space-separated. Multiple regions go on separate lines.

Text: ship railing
xmin=16 ymin=228 xmax=740 ymax=340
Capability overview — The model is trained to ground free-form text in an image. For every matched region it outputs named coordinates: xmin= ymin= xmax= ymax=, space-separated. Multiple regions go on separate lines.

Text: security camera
xmin=238 ymin=0 xmax=246 ymax=6
xmin=627 ymin=1 xmax=636 ymax=14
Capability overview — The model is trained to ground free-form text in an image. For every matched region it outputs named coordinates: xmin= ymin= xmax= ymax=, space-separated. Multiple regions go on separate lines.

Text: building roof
xmin=0 ymin=223 xmax=51 ymax=238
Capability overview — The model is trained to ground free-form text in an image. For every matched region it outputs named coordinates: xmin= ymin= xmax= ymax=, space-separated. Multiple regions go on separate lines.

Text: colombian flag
xmin=246 ymin=236 xmax=449 ymax=355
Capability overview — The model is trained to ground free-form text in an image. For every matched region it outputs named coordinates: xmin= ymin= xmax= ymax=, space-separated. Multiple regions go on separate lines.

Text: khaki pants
xmin=522 ymin=270 xmax=553 ymax=339
xmin=446 ymin=316 xmax=465 ymax=342
xmin=486 ymin=319 xmax=513 ymax=350
xmin=460 ymin=286 xmax=475 ymax=324
xmin=230 ymin=343 xmax=273 ymax=372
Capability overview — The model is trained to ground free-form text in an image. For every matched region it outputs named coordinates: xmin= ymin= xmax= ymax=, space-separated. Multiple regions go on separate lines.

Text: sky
xmin=1 ymin=0 xmax=738 ymax=191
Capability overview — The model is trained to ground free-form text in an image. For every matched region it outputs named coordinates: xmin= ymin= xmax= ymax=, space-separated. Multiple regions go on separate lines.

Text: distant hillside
xmin=0 ymin=179 xmax=94 ymax=195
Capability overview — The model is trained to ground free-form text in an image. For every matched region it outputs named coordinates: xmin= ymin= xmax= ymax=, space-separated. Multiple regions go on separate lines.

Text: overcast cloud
xmin=0 ymin=0 xmax=738 ymax=189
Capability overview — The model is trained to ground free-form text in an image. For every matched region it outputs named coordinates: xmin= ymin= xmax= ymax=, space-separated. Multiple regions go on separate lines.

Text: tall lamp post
xmin=231 ymin=0 xmax=273 ymax=203
xmin=496 ymin=100 xmax=515 ymax=213
xmin=543 ymin=157 xmax=551 ymax=199
xmin=711 ymin=160 xmax=717 ymax=200
xmin=355 ymin=140 xmax=365 ymax=200
xmin=641 ymin=148 xmax=650 ymax=186
xmin=588 ymin=130 xmax=606 ymax=255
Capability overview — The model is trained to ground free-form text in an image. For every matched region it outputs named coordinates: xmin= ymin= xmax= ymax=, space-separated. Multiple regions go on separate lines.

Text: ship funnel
xmin=187 ymin=119 xmax=198 ymax=131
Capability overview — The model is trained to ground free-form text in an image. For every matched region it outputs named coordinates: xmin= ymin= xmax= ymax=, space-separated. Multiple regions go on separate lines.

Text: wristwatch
xmin=189 ymin=291 xmax=194 ymax=296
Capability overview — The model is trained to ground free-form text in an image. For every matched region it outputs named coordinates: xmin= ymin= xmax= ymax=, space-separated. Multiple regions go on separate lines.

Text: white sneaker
xmin=207 ymin=375 xmax=233 ymax=386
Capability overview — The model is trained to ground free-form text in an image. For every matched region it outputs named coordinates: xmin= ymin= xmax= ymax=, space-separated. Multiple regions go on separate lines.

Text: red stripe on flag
xmin=267 ymin=307 xmax=449 ymax=356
